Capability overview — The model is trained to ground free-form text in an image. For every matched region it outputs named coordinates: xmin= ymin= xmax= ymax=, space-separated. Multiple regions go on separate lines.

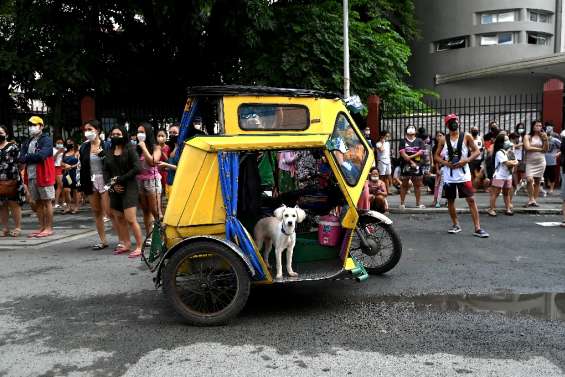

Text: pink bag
xmin=318 ymin=214 xmax=342 ymax=246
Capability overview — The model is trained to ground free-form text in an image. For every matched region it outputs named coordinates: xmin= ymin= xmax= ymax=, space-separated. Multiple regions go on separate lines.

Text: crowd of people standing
xmin=363 ymin=115 xmax=565 ymax=233
xmin=0 ymin=116 xmax=181 ymax=257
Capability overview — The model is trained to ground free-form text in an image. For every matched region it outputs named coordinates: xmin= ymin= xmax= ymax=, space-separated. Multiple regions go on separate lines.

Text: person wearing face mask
xmin=398 ymin=125 xmax=425 ymax=209
xmin=52 ymin=138 xmax=65 ymax=210
xmin=157 ymin=123 xmax=180 ymax=199
xmin=543 ymin=124 xmax=561 ymax=195
xmin=78 ymin=119 xmax=111 ymax=250
xmin=0 ymin=125 xmax=25 ymax=237
xmin=512 ymin=123 xmax=527 ymax=194
xmin=367 ymin=167 xmax=389 ymax=213
xmin=487 ymin=133 xmax=518 ymax=216
xmin=61 ymin=139 xmax=80 ymax=214
xmin=469 ymin=127 xmax=483 ymax=187
xmin=103 ymin=125 xmax=143 ymax=256
xmin=375 ymin=131 xmax=392 ymax=193
xmin=484 ymin=121 xmax=500 ymax=149
xmin=135 ymin=122 xmax=162 ymax=255
xmin=155 ymin=129 xmax=169 ymax=198
xmin=434 ymin=114 xmax=489 ymax=238
xmin=18 ymin=116 xmax=56 ymax=238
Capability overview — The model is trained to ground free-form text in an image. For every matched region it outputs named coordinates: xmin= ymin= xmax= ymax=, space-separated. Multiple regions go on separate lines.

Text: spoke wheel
xmin=163 ymin=241 xmax=250 ymax=325
xmin=349 ymin=217 xmax=402 ymax=274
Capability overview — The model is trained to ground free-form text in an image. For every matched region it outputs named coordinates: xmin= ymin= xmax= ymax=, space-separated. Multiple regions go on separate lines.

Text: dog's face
xmin=274 ymin=205 xmax=306 ymax=233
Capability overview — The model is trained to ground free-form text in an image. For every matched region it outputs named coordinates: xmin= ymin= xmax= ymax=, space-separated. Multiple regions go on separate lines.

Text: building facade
xmin=409 ymin=0 xmax=565 ymax=98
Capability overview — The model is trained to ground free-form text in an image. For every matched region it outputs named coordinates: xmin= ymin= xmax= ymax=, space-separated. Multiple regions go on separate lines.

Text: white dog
xmin=254 ymin=205 xmax=306 ymax=279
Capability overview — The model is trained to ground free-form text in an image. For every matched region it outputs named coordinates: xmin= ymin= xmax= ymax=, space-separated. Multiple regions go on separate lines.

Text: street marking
xmin=535 ymin=222 xmax=563 ymax=227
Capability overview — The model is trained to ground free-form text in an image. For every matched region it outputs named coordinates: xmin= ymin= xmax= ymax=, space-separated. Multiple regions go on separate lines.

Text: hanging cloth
xmin=218 ymin=152 xmax=265 ymax=280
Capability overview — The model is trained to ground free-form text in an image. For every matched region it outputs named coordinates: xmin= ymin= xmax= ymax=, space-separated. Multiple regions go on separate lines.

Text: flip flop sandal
xmin=92 ymin=243 xmax=109 ymax=250
xmin=113 ymin=243 xmax=125 ymax=251
xmin=9 ymin=229 xmax=21 ymax=237
xmin=113 ymin=247 xmax=130 ymax=255
xmin=504 ymin=210 xmax=514 ymax=216
xmin=487 ymin=209 xmax=497 ymax=217
xmin=128 ymin=250 xmax=142 ymax=258
xmin=35 ymin=231 xmax=54 ymax=238
xmin=28 ymin=231 xmax=42 ymax=238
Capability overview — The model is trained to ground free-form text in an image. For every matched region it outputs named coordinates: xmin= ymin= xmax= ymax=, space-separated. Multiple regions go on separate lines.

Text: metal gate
xmin=380 ymin=94 xmax=543 ymax=157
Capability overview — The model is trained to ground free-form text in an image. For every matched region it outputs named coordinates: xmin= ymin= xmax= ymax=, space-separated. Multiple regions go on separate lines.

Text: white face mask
xmin=29 ymin=125 xmax=41 ymax=136
xmin=84 ymin=130 xmax=97 ymax=141
xmin=56 ymin=143 xmax=64 ymax=149
xmin=137 ymin=133 xmax=146 ymax=142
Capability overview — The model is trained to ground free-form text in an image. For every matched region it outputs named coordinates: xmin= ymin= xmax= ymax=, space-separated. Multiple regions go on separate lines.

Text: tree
xmin=1 ymin=0 xmax=422 ymax=130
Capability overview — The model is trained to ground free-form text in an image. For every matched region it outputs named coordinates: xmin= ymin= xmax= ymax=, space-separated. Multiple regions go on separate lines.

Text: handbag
xmin=0 ymin=180 xmax=18 ymax=197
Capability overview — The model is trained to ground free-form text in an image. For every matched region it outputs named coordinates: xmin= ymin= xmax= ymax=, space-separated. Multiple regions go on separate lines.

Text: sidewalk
xmin=386 ymin=187 xmax=563 ymax=215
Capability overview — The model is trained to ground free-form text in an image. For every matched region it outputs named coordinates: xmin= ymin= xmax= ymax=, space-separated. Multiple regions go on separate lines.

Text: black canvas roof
xmin=187 ymin=85 xmax=341 ymax=99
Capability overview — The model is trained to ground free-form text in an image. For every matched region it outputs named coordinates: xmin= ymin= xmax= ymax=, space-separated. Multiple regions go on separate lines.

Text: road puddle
xmin=383 ymin=292 xmax=565 ymax=321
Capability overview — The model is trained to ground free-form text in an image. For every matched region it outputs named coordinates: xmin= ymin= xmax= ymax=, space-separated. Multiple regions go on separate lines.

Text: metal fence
xmin=97 ymin=101 xmax=184 ymax=135
xmin=380 ymin=93 xmax=543 ymax=157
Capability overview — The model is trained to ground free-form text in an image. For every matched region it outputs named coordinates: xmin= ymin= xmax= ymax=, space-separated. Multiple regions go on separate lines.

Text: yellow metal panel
xmin=164 ymin=224 xmax=226 ymax=248
xmin=187 ymin=134 xmax=329 ymax=152
xmin=344 ymin=257 xmax=356 ymax=271
xmin=163 ymin=146 xmax=225 ymax=229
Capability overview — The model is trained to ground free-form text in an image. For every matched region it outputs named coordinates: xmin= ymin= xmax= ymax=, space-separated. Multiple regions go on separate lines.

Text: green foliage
xmin=1 ymin=0 xmax=422 ymax=112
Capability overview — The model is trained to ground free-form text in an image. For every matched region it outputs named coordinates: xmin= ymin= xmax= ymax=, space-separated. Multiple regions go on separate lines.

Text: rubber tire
xmin=354 ymin=216 xmax=402 ymax=275
xmin=162 ymin=241 xmax=251 ymax=326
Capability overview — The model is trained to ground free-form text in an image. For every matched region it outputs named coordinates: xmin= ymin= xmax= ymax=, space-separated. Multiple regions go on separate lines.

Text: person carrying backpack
xmin=434 ymin=114 xmax=489 ymax=238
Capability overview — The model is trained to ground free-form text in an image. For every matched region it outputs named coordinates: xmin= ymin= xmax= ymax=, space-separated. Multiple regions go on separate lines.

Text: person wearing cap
xmin=434 ymin=114 xmax=489 ymax=238
xmin=18 ymin=116 xmax=56 ymax=238
xmin=398 ymin=125 xmax=425 ymax=209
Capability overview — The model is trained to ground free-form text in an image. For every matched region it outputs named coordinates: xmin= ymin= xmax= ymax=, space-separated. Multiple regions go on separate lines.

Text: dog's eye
xmin=284 ymin=214 xmax=289 ymax=217
xmin=292 ymin=214 xmax=296 ymax=217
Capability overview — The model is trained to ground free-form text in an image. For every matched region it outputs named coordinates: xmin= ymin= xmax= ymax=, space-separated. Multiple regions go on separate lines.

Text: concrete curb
xmin=389 ymin=207 xmax=562 ymax=215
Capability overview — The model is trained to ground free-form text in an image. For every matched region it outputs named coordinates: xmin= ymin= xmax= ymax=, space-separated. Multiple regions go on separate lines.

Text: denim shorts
xmin=138 ymin=178 xmax=162 ymax=194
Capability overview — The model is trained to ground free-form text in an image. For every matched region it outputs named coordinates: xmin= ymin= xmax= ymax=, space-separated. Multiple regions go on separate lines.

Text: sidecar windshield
xmin=328 ymin=113 xmax=367 ymax=186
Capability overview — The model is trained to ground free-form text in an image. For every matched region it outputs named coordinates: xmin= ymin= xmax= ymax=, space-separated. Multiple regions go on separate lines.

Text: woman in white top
xmin=375 ymin=131 xmax=392 ymax=193
xmin=488 ymin=133 xmax=518 ymax=216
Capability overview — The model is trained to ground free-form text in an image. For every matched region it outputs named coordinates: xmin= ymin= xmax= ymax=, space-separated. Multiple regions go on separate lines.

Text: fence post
xmin=543 ymin=79 xmax=563 ymax=133
xmin=81 ymin=96 xmax=96 ymax=124
xmin=367 ymin=95 xmax=380 ymax=141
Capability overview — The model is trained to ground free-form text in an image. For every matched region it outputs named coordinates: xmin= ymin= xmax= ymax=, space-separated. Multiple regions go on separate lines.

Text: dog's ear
xmin=274 ymin=206 xmax=285 ymax=220
xmin=295 ymin=207 xmax=306 ymax=223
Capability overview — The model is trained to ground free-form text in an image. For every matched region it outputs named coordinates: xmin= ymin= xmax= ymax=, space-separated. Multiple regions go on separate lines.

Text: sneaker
xmin=434 ymin=202 xmax=441 ymax=208
xmin=473 ymin=228 xmax=489 ymax=238
xmin=448 ymin=224 xmax=462 ymax=234
xmin=417 ymin=204 xmax=426 ymax=209
xmin=399 ymin=204 xmax=406 ymax=210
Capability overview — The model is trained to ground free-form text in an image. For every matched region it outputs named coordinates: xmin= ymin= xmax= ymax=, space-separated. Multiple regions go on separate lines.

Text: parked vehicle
xmin=143 ymin=86 xmax=402 ymax=325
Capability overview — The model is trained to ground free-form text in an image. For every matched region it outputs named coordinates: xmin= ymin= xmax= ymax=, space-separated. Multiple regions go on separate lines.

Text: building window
xmin=528 ymin=32 xmax=551 ymax=45
xmin=480 ymin=32 xmax=514 ymax=46
xmin=434 ymin=36 xmax=468 ymax=52
xmin=481 ymin=11 xmax=516 ymax=24
xmin=529 ymin=10 xmax=551 ymax=23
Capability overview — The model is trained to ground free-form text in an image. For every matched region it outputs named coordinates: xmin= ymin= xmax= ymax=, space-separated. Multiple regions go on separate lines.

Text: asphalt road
xmin=0 ymin=211 xmax=564 ymax=376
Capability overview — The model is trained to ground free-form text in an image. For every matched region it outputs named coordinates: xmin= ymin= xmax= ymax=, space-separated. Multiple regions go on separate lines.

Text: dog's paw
xmin=288 ymin=271 xmax=298 ymax=277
